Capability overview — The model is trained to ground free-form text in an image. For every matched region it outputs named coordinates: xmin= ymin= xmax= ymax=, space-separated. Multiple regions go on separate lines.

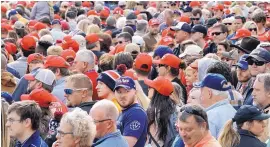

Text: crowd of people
xmin=1 ymin=1 xmax=270 ymax=147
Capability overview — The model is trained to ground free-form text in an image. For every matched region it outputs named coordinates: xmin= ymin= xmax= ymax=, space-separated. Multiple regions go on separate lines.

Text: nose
xmin=6 ymin=121 xmax=10 ymax=127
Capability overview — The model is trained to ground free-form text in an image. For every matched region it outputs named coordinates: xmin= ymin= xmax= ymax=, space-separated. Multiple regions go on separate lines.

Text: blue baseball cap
xmin=153 ymin=45 xmax=173 ymax=58
xmin=193 ymin=73 xmax=231 ymax=91
xmin=247 ymin=47 xmax=270 ymax=63
xmin=51 ymin=19 xmax=61 ymax=25
xmin=114 ymin=76 xmax=136 ymax=91
xmin=234 ymin=54 xmax=249 ymax=70
xmin=170 ymin=22 xmax=191 ymax=33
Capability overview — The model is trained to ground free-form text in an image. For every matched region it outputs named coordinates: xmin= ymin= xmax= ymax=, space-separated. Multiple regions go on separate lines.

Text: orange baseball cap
xmin=115 ymin=44 xmax=126 ymax=54
xmin=27 ymin=20 xmax=38 ymax=28
xmin=153 ymin=54 xmax=182 ymax=69
xmin=61 ymin=49 xmax=76 ymax=61
xmin=1 ymin=5 xmax=7 ymax=13
xmin=100 ymin=9 xmax=110 ymax=18
xmin=20 ymin=36 xmax=36 ymax=51
xmin=33 ymin=22 xmax=46 ymax=31
xmin=85 ymin=33 xmax=100 ymax=44
xmin=149 ymin=18 xmax=160 ymax=26
xmin=223 ymin=1 xmax=232 ymax=6
xmin=231 ymin=28 xmax=251 ymax=40
xmin=21 ymin=89 xmax=58 ymax=108
xmin=1 ymin=24 xmax=13 ymax=31
xmin=189 ymin=1 xmax=200 ymax=8
xmin=224 ymin=9 xmax=231 ymax=15
xmin=27 ymin=53 xmax=45 ymax=64
xmin=44 ymin=55 xmax=70 ymax=68
xmin=213 ymin=4 xmax=224 ymax=11
xmin=5 ymin=42 xmax=17 ymax=55
xmin=258 ymin=31 xmax=270 ymax=42
xmin=159 ymin=36 xmax=174 ymax=46
xmin=62 ymin=39 xmax=79 ymax=52
xmin=54 ymin=14 xmax=61 ymax=20
xmin=144 ymin=77 xmax=174 ymax=96
xmin=161 ymin=28 xmax=175 ymax=38
xmin=113 ymin=7 xmax=124 ymax=15
xmin=133 ymin=53 xmax=153 ymax=72
xmin=82 ymin=1 xmax=91 ymax=8
xmin=87 ymin=10 xmax=99 ymax=16
xmin=123 ymin=69 xmax=138 ymax=80
xmin=179 ymin=16 xmax=191 ymax=24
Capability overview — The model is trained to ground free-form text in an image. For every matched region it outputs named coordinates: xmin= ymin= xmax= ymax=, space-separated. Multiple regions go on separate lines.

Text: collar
xmin=238 ymin=129 xmax=257 ymax=138
xmin=17 ymin=131 xmax=40 ymax=147
xmin=56 ymin=77 xmax=66 ymax=85
xmin=93 ymin=130 xmax=121 ymax=145
xmin=206 ymin=99 xmax=230 ymax=111
xmin=186 ymin=131 xmax=213 ymax=147
xmin=17 ymin=56 xmax=27 ymax=62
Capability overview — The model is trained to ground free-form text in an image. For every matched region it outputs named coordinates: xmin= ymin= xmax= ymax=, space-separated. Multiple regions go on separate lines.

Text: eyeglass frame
xmin=64 ymin=88 xmax=89 ymax=95
xmin=57 ymin=129 xmax=73 ymax=138
xmin=93 ymin=119 xmax=112 ymax=124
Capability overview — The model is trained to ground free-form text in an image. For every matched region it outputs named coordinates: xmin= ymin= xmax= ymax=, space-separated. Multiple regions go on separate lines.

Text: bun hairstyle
xmin=116 ymin=64 xmax=127 ymax=75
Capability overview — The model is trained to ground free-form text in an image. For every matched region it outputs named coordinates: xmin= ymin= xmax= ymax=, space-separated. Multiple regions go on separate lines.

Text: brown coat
xmin=1 ymin=70 xmax=17 ymax=94
xmin=143 ymin=33 xmax=160 ymax=52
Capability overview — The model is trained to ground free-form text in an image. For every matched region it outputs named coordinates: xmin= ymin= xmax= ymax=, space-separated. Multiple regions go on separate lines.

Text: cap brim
xmin=144 ymin=78 xmax=155 ymax=89
xmin=114 ymin=85 xmax=133 ymax=91
xmin=252 ymin=113 xmax=270 ymax=120
xmin=248 ymin=55 xmax=268 ymax=62
xmin=231 ymin=36 xmax=240 ymax=40
xmin=179 ymin=53 xmax=187 ymax=58
xmin=24 ymin=74 xmax=35 ymax=81
xmin=235 ymin=63 xmax=248 ymax=70
xmin=193 ymin=81 xmax=204 ymax=88
xmin=21 ymin=94 xmax=30 ymax=101
xmin=170 ymin=27 xmax=180 ymax=31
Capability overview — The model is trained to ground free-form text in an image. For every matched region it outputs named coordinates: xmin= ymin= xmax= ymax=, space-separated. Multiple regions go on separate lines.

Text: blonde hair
xmin=204 ymin=53 xmax=221 ymax=61
xmin=230 ymin=5 xmax=243 ymax=16
xmin=242 ymin=21 xmax=258 ymax=31
xmin=47 ymin=45 xmax=63 ymax=56
xmin=61 ymin=108 xmax=96 ymax=147
xmin=77 ymin=19 xmax=92 ymax=33
xmin=1 ymin=99 xmax=10 ymax=147
xmin=86 ymin=24 xmax=100 ymax=35
xmin=218 ymin=120 xmax=240 ymax=147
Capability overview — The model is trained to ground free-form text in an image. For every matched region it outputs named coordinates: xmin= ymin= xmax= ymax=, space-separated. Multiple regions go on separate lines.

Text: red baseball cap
xmin=149 ymin=18 xmax=160 ymax=26
xmin=21 ymin=89 xmax=58 ymax=108
xmin=115 ymin=44 xmax=126 ymax=54
xmin=144 ymin=77 xmax=174 ymax=96
xmin=224 ymin=9 xmax=231 ymax=15
xmin=113 ymin=7 xmax=124 ymax=15
xmin=20 ymin=36 xmax=36 ymax=51
xmin=87 ymin=10 xmax=99 ymax=16
xmin=27 ymin=32 xmax=39 ymax=39
xmin=179 ymin=16 xmax=191 ymax=24
xmin=213 ymin=4 xmax=224 ymax=11
xmin=44 ymin=55 xmax=70 ymax=68
xmin=61 ymin=49 xmax=76 ymax=61
xmin=33 ymin=22 xmax=47 ymax=31
xmin=60 ymin=20 xmax=70 ymax=30
xmin=189 ymin=1 xmax=201 ymax=8
xmin=223 ymin=1 xmax=232 ymax=6
xmin=231 ymin=28 xmax=251 ymax=40
xmin=153 ymin=54 xmax=182 ymax=69
xmin=123 ymin=69 xmax=138 ymax=80
xmin=133 ymin=53 xmax=153 ymax=72
xmin=1 ymin=5 xmax=7 ymax=13
xmin=1 ymin=24 xmax=13 ymax=31
xmin=54 ymin=14 xmax=61 ymax=20
xmin=161 ymin=28 xmax=175 ymax=37
xmin=100 ymin=9 xmax=110 ymax=18
xmin=5 ymin=42 xmax=17 ymax=55
xmin=27 ymin=20 xmax=38 ymax=28
xmin=62 ymin=39 xmax=79 ymax=52
xmin=258 ymin=31 xmax=270 ymax=42
xmin=82 ymin=1 xmax=91 ymax=8
xmin=27 ymin=53 xmax=45 ymax=64
xmin=85 ymin=33 xmax=100 ymax=44
xmin=159 ymin=36 xmax=174 ymax=46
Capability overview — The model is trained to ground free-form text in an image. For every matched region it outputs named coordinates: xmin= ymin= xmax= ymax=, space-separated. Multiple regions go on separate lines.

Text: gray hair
xmin=136 ymin=20 xmax=148 ymax=32
xmin=1 ymin=54 xmax=7 ymax=70
xmin=209 ymin=88 xmax=229 ymax=98
xmin=61 ymin=108 xmax=96 ymax=146
xmin=90 ymin=99 xmax=119 ymax=121
xmin=257 ymin=73 xmax=270 ymax=92
xmin=106 ymin=16 xmax=116 ymax=27
xmin=75 ymin=50 xmax=95 ymax=66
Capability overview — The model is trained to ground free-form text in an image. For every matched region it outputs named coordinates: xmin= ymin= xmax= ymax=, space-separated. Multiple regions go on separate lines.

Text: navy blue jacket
xmin=237 ymin=129 xmax=266 ymax=147
xmin=15 ymin=131 xmax=48 ymax=147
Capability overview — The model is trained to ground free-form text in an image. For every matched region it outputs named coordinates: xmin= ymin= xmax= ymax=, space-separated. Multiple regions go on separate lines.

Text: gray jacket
xmin=30 ymin=2 xmax=53 ymax=20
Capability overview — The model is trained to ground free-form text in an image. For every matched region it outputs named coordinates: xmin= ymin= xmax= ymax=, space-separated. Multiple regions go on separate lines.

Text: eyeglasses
xmin=7 ymin=118 xmax=21 ymax=124
xmin=211 ymin=32 xmax=224 ymax=36
xmin=93 ymin=119 xmax=111 ymax=124
xmin=180 ymin=107 xmax=206 ymax=121
xmin=57 ymin=129 xmax=73 ymax=138
xmin=248 ymin=28 xmax=257 ymax=32
xmin=191 ymin=18 xmax=200 ymax=21
xmin=117 ymin=40 xmax=128 ymax=45
xmin=63 ymin=6 xmax=68 ymax=8
xmin=64 ymin=88 xmax=88 ymax=95
xmin=224 ymin=23 xmax=232 ymax=25
xmin=136 ymin=3 xmax=143 ymax=6
xmin=170 ymin=3 xmax=176 ymax=6
xmin=163 ymin=6 xmax=169 ymax=8
xmin=247 ymin=58 xmax=265 ymax=66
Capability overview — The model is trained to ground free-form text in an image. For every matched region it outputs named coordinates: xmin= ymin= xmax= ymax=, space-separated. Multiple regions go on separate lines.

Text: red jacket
xmin=84 ymin=70 xmax=100 ymax=100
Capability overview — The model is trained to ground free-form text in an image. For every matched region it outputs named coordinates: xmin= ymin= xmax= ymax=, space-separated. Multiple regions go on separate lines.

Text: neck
xmin=165 ymin=75 xmax=175 ymax=81
xmin=258 ymin=26 xmax=265 ymax=34
xmin=17 ymin=129 xmax=35 ymax=143
xmin=197 ymin=39 xmax=206 ymax=48
xmin=100 ymin=125 xmax=117 ymax=138
xmin=81 ymin=96 xmax=92 ymax=103
xmin=106 ymin=92 xmax=115 ymax=100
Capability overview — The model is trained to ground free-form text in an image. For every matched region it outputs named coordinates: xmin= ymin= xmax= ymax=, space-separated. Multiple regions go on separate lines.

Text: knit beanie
xmin=97 ymin=70 xmax=121 ymax=91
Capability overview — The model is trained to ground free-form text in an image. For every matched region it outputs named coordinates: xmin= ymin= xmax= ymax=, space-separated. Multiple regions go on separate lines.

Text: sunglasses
xmin=191 ymin=18 xmax=200 ymax=21
xmin=136 ymin=3 xmax=143 ymax=5
xmin=64 ymin=88 xmax=88 ymax=95
xmin=211 ymin=32 xmax=224 ymax=36
xmin=158 ymin=64 xmax=167 ymax=67
xmin=163 ymin=6 xmax=169 ymax=8
xmin=248 ymin=28 xmax=257 ymax=32
xmin=63 ymin=6 xmax=68 ymax=8
xmin=224 ymin=23 xmax=232 ymax=25
xmin=247 ymin=59 xmax=265 ymax=66
xmin=171 ymin=3 xmax=176 ymax=6
xmin=180 ymin=107 xmax=206 ymax=121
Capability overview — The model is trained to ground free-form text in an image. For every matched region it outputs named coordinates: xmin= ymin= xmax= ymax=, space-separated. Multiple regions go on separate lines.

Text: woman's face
xmin=185 ymin=69 xmax=197 ymax=86
xmin=187 ymin=89 xmax=201 ymax=105
xmin=217 ymin=45 xmax=226 ymax=58
xmin=248 ymin=24 xmax=258 ymax=36
xmin=249 ymin=120 xmax=267 ymax=136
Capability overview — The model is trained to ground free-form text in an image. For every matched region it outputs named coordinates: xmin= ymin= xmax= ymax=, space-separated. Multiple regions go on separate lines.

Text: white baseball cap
xmin=179 ymin=44 xmax=203 ymax=58
xmin=25 ymin=69 xmax=56 ymax=86
xmin=132 ymin=36 xmax=145 ymax=47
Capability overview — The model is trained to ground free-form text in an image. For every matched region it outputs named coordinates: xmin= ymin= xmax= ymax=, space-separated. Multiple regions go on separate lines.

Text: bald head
xmin=90 ymin=99 xmax=119 ymax=121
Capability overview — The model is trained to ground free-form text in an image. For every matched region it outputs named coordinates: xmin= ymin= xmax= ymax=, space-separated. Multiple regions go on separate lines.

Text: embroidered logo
xmin=130 ymin=120 xmax=141 ymax=130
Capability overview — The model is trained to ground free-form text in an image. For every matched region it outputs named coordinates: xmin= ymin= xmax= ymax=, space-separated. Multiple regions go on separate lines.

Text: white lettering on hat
xmin=120 ymin=79 xmax=129 ymax=83
xmin=221 ymin=80 xmax=230 ymax=89
xmin=130 ymin=120 xmax=141 ymax=130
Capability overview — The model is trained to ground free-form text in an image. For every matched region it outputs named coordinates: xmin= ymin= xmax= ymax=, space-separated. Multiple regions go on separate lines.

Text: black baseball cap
xmin=191 ymin=24 xmax=207 ymax=36
xmin=233 ymin=105 xmax=270 ymax=124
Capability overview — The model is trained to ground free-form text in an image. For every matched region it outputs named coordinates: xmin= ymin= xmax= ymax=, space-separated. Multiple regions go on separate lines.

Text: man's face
xmin=56 ymin=121 xmax=77 ymax=147
xmin=117 ymin=37 xmax=130 ymax=46
xmin=211 ymin=27 xmax=226 ymax=44
xmin=213 ymin=10 xmax=223 ymax=18
xmin=236 ymin=67 xmax=251 ymax=82
xmin=149 ymin=25 xmax=159 ymax=35
xmin=6 ymin=111 xmax=25 ymax=139
xmin=165 ymin=12 xmax=173 ymax=24
xmin=248 ymin=58 xmax=268 ymax=77
xmin=115 ymin=87 xmax=136 ymax=108
xmin=187 ymin=89 xmax=201 ymax=104
xmin=64 ymin=80 xmax=83 ymax=107
xmin=160 ymin=2 xmax=169 ymax=12
xmin=27 ymin=80 xmax=40 ymax=92
xmin=191 ymin=14 xmax=201 ymax=25
xmin=72 ymin=60 xmax=86 ymax=73
xmin=252 ymin=79 xmax=270 ymax=109
xmin=90 ymin=108 xmax=112 ymax=139
xmin=191 ymin=32 xmax=202 ymax=42
xmin=200 ymin=87 xmax=211 ymax=108
xmin=96 ymin=81 xmax=112 ymax=99
xmin=178 ymin=115 xmax=206 ymax=147
xmin=234 ymin=18 xmax=243 ymax=30
xmin=175 ymin=30 xmax=187 ymax=43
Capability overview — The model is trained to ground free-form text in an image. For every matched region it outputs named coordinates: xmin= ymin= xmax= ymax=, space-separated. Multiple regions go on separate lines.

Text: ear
xmin=36 ymin=81 xmax=43 ymax=89
xmin=55 ymin=68 xmax=61 ymax=76
xmin=23 ymin=118 xmax=32 ymax=129
xmin=74 ymin=137 xmax=81 ymax=144
xmin=207 ymin=88 xmax=212 ymax=99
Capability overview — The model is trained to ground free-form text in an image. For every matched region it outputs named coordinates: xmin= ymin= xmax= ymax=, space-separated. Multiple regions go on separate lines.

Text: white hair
xmin=75 ymin=50 xmax=95 ymax=65
xmin=90 ymin=99 xmax=119 ymax=121
xmin=209 ymin=88 xmax=229 ymax=98
xmin=116 ymin=17 xmax=126 ymax=29
xmin=72 ymin=35 xmax=86 ymax=49
xmin=40 ymin=35 xmax=54 ymax=44
xmin=61 ymin=108 xmax=96 ymax=146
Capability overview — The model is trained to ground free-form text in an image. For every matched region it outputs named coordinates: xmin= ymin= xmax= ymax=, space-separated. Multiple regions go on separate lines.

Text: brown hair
xmin=218 ymin=40 xmax=232 ymax=52
xmin=66 ymin=73 xmax=93 ymax=96
xmin=98 ymin=53 xmax=114 ymax=72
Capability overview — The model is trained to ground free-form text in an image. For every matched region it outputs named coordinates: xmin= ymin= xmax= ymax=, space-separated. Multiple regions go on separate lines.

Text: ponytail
xmin=218 ymin=119 xmax=240 ymax=147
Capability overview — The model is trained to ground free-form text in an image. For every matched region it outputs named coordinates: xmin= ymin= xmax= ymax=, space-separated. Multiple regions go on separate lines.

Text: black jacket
xmin=237 ymin=129 xmax=266 ymax=147
xmin=79 ymin=101 xmax=96 ymax=113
